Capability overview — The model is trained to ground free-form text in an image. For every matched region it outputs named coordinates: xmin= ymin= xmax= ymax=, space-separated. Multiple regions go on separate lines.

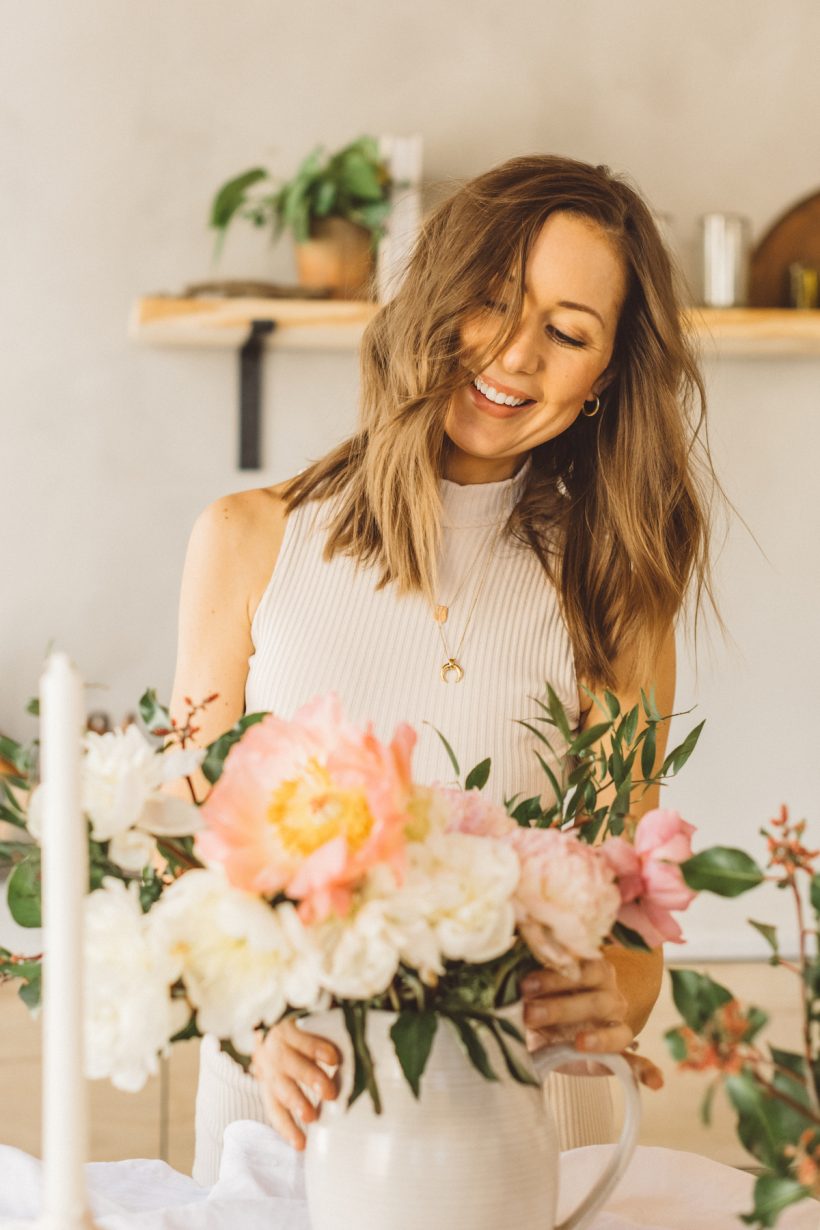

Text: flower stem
xmin=789 ymin=875 xmax=820 ymax=1117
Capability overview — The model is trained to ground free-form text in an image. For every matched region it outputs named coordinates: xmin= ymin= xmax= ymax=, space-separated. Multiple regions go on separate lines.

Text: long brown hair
xmin=280 ymin=154 xmax=718 ymax=691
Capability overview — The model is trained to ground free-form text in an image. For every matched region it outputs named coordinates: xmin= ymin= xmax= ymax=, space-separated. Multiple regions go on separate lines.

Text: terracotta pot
xmin=294 ymin=216 xmax=375 ymax=301
xmin=299 ymin=1004 xmax=641 ymax=1230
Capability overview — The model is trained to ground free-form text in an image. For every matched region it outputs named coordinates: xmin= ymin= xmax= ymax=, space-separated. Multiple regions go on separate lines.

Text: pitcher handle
xmin=531 ymin=1044 xmax=640 ymax=1230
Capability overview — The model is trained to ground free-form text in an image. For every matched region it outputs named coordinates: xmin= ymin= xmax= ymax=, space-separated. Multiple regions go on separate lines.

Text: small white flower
xmin=108 ymin=828 xmax=158 ymax=874
xmin=153 ymin=869 xmax=325 ymax=1053
xmin=312 ymin=900 xmax=401 ymax=1000
xmin=84 ymin=878 xmax=184 ymax=1092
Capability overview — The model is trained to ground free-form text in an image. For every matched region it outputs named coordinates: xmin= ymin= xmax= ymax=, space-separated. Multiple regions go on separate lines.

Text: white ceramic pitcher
xmin=301 ymin=1003 xmax=640 ymax=1230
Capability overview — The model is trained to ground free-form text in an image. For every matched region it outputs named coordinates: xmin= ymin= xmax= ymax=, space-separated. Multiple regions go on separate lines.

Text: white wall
xmin=2 ymin=0 xmax=819 ymax=956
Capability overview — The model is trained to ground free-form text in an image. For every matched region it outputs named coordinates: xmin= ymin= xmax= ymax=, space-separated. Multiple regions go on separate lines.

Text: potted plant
xmin=209 ymin=135 xmax=392 ymax=300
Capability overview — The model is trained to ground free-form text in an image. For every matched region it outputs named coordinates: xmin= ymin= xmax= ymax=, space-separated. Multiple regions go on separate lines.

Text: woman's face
xmin=444 ymin=211 xmax=628 ymax=483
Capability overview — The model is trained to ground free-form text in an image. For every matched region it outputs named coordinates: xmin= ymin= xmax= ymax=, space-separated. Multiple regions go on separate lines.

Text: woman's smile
xmin=467 ymin=375 xmax=537 ymax=419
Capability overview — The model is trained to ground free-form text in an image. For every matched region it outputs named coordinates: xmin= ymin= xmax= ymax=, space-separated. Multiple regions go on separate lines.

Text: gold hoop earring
xmin=581 ymin=395 xmax=601 ymax=417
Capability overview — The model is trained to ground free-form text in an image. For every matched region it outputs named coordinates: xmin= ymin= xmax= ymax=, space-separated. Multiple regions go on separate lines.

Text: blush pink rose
xmin=506 ymin=826 xmax=621 ymax=976
xmin=442 ymin=787 xmax=519 ymax=839
xmin=600 ymin=808 xmax=697 ymax=947
xmin=196 ymin=693 xmax=415 ymax=923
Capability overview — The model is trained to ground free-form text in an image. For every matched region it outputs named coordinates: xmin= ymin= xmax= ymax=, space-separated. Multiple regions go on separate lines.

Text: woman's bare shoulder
xmin=189 ymin=481 xmax=293 ymax=617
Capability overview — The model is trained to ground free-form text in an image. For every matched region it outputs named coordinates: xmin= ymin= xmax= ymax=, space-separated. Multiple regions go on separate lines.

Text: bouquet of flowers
xmin=0 ymin=683 xmax=702 ymax=1110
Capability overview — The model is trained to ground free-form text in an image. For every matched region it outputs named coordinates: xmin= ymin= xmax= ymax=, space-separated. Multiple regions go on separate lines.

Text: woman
xmin=171 ymin=154 xmax=714 ymax=1185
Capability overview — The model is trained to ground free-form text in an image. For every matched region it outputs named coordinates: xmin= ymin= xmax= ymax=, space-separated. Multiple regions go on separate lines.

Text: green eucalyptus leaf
xmin=511 ymin=795 xmax=543 ymax=827
xmin=670 ymin=969 xmax=733 ymax=1031
xmin=603 ymin=690 xmax=621 ymax=720
xmin=664 ymin=1026 xmax=688 ymax=1062
xmin=465 ymin=758 xmax=491 ymax=792
xmin=544 ymin=684 xmax=572 ymax=741
xmin=489 ymin=1023 xmax=539 ymax=1087
xmin=390 ymin=1010 xmax=438 ymax=1099
xmin=622 ymin=705 xmax=639 ymax=747
xmin=681 ymin=848 xmax=765 ymax=897
xmin=640 ymin=725 xmax=657 ymax=779
xmin=661 ymin=721 xmax=706 ymax=777
xmin=568 ymin=722 xmax=611 ymax=757
xmin=531 ymin=749 xmax=563 ymax=806
xmin=640 ymin=687 xmax=662 ymax=723
xmin=7 ymin=853 xmax=42 ymax=928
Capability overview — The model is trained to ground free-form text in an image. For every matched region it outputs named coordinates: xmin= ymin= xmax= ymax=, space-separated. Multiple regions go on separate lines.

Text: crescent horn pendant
xmin=440 ymin=658 xmax=465 ymax=683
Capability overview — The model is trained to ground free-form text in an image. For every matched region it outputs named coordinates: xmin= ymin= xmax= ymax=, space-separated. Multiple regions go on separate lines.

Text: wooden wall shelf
xmin=131 ymin=298 xmax=820 ymax=357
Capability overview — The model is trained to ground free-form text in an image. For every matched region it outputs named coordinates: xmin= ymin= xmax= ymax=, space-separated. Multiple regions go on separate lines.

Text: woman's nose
xmin=498 ymin=316 xmax=541 ymax=376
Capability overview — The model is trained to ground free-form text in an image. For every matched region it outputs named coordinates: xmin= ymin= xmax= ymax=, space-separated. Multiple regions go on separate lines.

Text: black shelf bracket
xmin=238 ymin=319 xmax=276 ymax=470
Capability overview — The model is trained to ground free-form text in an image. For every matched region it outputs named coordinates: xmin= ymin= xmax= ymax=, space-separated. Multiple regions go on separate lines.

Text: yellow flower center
xmin=267 ymin=758 xmax=375 ymax=856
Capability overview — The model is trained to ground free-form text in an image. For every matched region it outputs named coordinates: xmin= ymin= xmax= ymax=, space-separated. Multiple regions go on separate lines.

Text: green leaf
xmin=488 ymin=1022 xmax=539 ymax=1087
xmin=810 ymin=873 xmax=820 ymax=915
xmin=201 ymin=712 xmax=267 ymax=784
xmin=740 ymin=1174 xmax=811 ymax=1228
xmin=603 ymin=690 xmax=621 ymax=720
xmin=743 ymin=1006 xmax=768 ymax=1043
xmin=621 ymin=705 xmax=639 ymax=748
xmin=342 ymin=1003 xmax=382 ymax=1113
xmin=465 ymin=758 xmax=491 ymax=792
xmin=511 ymin=795 xmax=543 ymax=827
xmin=313 ymin=178 xmax=337 ymax=217
xmin=640 ymin=687 xmax=662 ymax=723
xmin=533 ymin=749 xmax=563 ymax=807
xmin=19 ymin=968 xmax=42 ymax=1011
xmin=517 ymin=719 xmax=557 ymax=750
xmin=769 ymin=1046 xmax=806 ymax=1079
xmin=748 ymin=919 xmax=779 ymax=958
xmin=611 ymin=920 xmax=652 ymax=951
xmin=568 ymin=722 xmax=612 ymax=757
xmin=640 ymin=725 xmax=657 ymax=779
xmin=664 ymin=1026 xmax=688 ymax=1062
xmin=448 ymin=1015 xmax=498 ymax=1082
xmin=170 ymin=1013 xmax=201 ymax=1044
xmin=26 ymin=697 xmax=40 ymax=717
xmin=670 ymin=969 xmax=733 ymax=1031
xmin=7 ymin=853 xmax=42 ymax=928
xmin=661 ymin=721 xmax=706 ymax=777
xmin=424 ymin=723 xmax=461 ymax=779
xmin=138 ymin=688 xmax=172 ymax=736
xmin=209 ymin=167 xmax=269 ymax=231
xmin=389 ymin=1011 xmax=438 ymax=1099
xmin=725 ymin=1071 xmax=782 ymax=1169
xmin=0 ymin=735 xmax=30 ymax=776
xmin=681 ymin=848 xmax=765 ymax=897
xmin=700 ymin=1080 xmax=718 ymax=1126
xmin=544 ymin=683 xmax=572 ymax=741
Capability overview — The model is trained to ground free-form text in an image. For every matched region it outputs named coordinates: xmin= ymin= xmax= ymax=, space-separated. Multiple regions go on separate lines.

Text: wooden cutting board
xmin=749 ymin=188 xmax=820 ymax=306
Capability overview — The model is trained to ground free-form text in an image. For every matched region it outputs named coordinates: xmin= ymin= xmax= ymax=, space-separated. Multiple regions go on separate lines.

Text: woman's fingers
xmin=251 ymin=1020 xmax=341 ymax=1151
xmin=523 ymin=986 xmax=626 ymax=1031
xmin=573 ymin=1020 xmax=634 ymax=1054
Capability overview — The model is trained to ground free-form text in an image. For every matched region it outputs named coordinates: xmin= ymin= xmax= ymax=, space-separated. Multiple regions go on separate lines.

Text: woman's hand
xmin=520 ymin=957 xmax=663 ymax=1091
xmin=251 ymin=1019 xmax=342 ymax=1151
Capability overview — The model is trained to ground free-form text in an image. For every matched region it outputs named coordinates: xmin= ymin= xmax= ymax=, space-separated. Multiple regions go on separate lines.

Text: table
xmin=0 ymin=1121 xmax=816 ymax=1228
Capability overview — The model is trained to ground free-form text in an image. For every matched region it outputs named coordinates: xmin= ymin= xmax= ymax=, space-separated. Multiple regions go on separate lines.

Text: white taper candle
xmin=40 ymin=652 xmax=94 ymax=1229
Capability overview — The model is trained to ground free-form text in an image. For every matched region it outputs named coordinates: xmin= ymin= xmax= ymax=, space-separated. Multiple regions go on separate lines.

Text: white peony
xmin=311 ymin=898 xmax=402 ymax=1000
xmin=84 ymin=878 xmax=185 ymax=1092
xmin=81 ymin=725 xmax=202 ymax=845
xmin=152 ymin=869 xmax=325 ymax=1053
xmin=336 ymin=831 xmax=520 ymax=987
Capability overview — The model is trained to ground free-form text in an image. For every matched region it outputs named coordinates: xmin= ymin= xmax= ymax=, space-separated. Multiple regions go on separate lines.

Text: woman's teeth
xmin=473 ymin=376 xmax=531 ymax=407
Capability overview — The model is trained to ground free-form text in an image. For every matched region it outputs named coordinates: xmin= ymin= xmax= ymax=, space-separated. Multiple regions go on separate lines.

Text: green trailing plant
xmin=208 ymin=135 xmax=392 ymax=261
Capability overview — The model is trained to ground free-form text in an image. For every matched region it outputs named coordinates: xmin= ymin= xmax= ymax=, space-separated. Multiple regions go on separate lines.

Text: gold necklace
xmin=433 ymin=526 xmax=503 ymax=683
xmin=432 ymin=524 xmax=498 ymax=625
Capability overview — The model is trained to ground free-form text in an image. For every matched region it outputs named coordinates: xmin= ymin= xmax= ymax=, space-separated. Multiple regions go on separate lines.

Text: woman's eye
xmin=548 ymin=326 xmax=586 ymax=349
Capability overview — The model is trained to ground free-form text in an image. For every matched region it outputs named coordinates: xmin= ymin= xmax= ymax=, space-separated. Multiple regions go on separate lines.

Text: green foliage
xmin=208 ymin=135 xmax=392 ymax=259
xmin=681 ymin=847 xmax=765 ymax=897
xmin=342 ymin=1001 xmax=381 ymax=1114
xmin=464 ymin=758 xmax=491 ymax=792
xmin=669 ymin=969 xmax=733 ymax=1031
xmin=740 ymin=1175 xmax=813 ymax=1228
xmin=390 ymin=1010 xmax=438 ymax=1098
xmin=7 ymin=851 xmax=42 ymax=928
xmin=201 ymin=712 xmax=266 ymax=785
xmin=0 ymin=948 xmax=42 ymax=1011
xmin=138 ymin=688 xmax=172 ymax=736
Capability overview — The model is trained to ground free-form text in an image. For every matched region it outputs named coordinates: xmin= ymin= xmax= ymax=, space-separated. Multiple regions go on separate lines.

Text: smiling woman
xmin=170 ymin=154 xmax=720 ymax=1183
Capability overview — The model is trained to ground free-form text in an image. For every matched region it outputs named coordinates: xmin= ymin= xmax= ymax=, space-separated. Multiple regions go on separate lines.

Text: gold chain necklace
xmin=432 ymin=524 xmax=498 ymax=625
xmin=433 ymin=526 xmax=503 ymax=683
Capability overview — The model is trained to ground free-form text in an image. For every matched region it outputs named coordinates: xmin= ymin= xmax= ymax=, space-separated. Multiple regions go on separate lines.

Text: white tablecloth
xmin=0 ymin=1121 xmax=816 ymax=1229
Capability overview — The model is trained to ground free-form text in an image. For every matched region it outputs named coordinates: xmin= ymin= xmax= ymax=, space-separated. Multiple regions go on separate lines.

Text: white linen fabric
xmin=194 ymin=457 xmax=615 ymax=1186
xmin=0 ymin=1129 xmax=816 ymax=1228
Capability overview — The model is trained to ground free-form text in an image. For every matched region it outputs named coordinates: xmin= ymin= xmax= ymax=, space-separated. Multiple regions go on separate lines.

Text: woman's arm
xmin=167 ymin=487 xmax=287 ymax=799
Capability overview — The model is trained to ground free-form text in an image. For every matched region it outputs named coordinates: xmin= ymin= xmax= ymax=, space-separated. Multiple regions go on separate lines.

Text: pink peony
xmin=600 ymin=808 xmax=697 ymax=947
xmin=506 ymin=827 xmax=621 ymax=976
xmin=196 ymin=694 xmax=416 ymax=923
xmin=442 ymin=787 xmax=519 ymax=839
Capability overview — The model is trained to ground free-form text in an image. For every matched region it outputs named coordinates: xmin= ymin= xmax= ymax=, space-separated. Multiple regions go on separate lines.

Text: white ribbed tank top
xmin=192 ymin=457 xmax=615 ymax=1186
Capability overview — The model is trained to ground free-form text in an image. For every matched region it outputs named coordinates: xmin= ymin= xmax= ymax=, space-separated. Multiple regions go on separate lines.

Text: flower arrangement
xmin=0 ymin=684 xmax=701 ymax=1108
xmin=664 ymin=805 xmax=820 ymax=1227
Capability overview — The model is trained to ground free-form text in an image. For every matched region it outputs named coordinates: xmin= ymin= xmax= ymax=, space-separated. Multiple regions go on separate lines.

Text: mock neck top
xmin=244 ymin=452 xmax=578 ymax=809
